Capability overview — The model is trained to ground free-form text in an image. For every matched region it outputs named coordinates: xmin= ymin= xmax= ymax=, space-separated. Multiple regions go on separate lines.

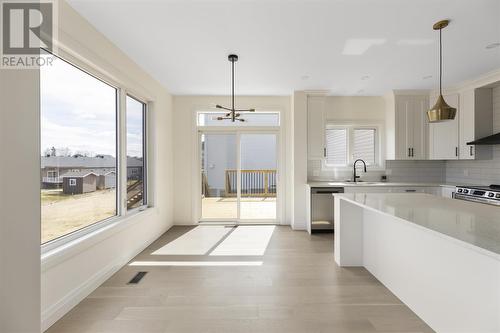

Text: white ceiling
xmin=67 ymin=0 xmax=500 ymax=96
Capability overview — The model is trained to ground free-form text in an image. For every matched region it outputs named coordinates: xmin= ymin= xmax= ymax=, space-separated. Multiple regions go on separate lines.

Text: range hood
xmin=467 ymin=132 xmax=500 ymax=145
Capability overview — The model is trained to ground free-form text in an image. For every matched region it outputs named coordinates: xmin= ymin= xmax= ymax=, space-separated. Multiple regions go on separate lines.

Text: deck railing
xmin=225 ymin=169 xmax=276 ymax=197
xmin=42 ymin=176 xmax=63 ymax=183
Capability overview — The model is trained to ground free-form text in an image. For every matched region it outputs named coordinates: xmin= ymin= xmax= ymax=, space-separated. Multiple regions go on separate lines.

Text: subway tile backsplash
xmin=307 ymin=159 xmax=446 ymax=183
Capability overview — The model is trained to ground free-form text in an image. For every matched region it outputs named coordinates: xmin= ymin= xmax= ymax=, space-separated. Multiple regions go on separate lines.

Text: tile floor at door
xmin=46 ymin=225 xmax=434 ymax=333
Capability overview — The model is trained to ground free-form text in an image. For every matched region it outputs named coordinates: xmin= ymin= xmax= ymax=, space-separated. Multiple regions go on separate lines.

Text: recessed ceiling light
xmin=423 ymin=75 xmax=433 ymax=80
xmin=301 ymin=75 xmax=310 ymax=80
xmin=342 ymin=38 xmax=386 ymax=55
xmin=361 ymin=75 xmax=370 ymax=80
xmin=486 ymin=42 xmax=500 ymax=49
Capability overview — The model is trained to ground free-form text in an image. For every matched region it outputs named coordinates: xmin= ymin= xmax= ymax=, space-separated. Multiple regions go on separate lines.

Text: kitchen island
xmin=334 ymin=193 xmax=500 ymax=333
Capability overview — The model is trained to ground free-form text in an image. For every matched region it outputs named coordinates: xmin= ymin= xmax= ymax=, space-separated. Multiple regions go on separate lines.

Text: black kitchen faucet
xmin=353 ymin=159 xmax=367 ymax=183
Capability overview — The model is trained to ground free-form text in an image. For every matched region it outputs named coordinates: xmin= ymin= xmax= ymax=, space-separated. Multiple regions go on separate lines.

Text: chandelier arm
xmin=216 ymin=105 xmax=231 ymax=111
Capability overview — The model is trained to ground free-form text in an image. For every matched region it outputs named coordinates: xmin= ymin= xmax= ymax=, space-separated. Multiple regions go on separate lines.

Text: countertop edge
xmin=307 ymin=182 xmax=458 ymax=188
xmin=334 ymin=194 xmax=500 ymax=261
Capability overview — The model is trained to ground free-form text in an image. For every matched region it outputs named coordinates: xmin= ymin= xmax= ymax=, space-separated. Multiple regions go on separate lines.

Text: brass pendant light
xmin=427 ymin=19 xmax=456 ymax=122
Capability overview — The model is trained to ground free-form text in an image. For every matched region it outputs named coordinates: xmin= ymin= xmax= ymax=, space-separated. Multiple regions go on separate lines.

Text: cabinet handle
xmin=470 ymin=146 xmax=473 ymax=156
xmin=411 ymin=148 xmax=414 ymax=157
xmin=408 ymin=148 xmax=411 ymax=157
xmin=455 ymin=147 xmax=458 ymax=157
xmin=323 ymin=147 xmax=326 ymax=157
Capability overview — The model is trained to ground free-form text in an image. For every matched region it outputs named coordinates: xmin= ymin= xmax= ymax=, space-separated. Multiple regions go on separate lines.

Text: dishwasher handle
xmin=311 ymin=188 xmax=344 ymax=194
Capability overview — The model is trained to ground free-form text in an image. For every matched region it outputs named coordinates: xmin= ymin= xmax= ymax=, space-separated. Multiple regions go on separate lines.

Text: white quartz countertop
xmin=308 ymin=181 xmax=458 ymax=188
xmin=336 ymin=193 xmax=500 ymax=258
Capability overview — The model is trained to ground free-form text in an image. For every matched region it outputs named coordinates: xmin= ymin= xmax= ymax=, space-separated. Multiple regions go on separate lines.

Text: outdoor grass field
xmin=41 ymin=188 xmax=116 ymax=243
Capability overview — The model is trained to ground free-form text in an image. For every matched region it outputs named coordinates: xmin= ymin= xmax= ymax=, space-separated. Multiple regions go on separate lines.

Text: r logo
xmin=2 ymin=1 xmax=53 ymax=55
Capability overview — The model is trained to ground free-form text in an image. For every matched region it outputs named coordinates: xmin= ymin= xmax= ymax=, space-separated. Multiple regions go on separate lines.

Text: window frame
xmin=125 ymin=94 xmax=148 ymax=213
xmin=324 ymin=121 xmax=383 ymax=169
xmin=47 ymin=170 xmax=58 ymax=178
xmin=68 ymin=179 xmax=77 ymax=186
xmin=40 ymin=50 xmax=151 ymax=253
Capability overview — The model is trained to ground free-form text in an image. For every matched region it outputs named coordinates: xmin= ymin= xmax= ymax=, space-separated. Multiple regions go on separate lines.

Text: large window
xmin=325 ymin=125 xmax=378 ymax=167
xmin=40 ymin=54 xmax=149 ymax=245
xmin=41 ymin=54 xmax=118 ymax=244
xmin=126 ymin=96 xmax=146 ymax=210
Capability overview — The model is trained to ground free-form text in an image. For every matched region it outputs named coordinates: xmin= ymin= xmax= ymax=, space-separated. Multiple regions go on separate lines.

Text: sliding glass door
xmin=239 ymin=133 xmax=277 ymax=220
xmin=200 ymin=131 xmax=278 ymax=223
xmin=200 ymin=133 xmax=238 ymax=219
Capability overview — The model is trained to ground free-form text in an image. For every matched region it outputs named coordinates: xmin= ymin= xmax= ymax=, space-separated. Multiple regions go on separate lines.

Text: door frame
xmin=195 ymin=126 xmax=281 ymax=224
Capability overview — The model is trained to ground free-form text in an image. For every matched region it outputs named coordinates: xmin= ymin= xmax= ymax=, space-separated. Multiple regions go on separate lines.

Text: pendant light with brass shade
xmin=427 ymin=19 xmax=456 ymax=122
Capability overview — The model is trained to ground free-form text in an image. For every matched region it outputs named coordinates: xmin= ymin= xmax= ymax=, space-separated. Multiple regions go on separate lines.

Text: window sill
xmin=322 ymin=165 xmax=385 ymax=172
xmin=41 ymin=207 xmax=155 ymax=272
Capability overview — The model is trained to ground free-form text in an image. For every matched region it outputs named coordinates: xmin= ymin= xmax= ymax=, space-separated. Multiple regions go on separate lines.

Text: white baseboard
xmin=41 ymin=226 xmax=169 ymax=332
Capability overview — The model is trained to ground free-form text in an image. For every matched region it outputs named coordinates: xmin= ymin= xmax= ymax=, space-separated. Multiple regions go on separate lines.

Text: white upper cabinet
xmin=386 ymin=92 xmax=429 ymax=160
xmin=459 ymin=89 xmax=475 ymax=159
xmin=458 ymin=88 xmax=493 ymax=160
xmin=427 ymin=89 xmax=493 ymax=160
xmin=307 ymin=95 xmax=326 ymax=159
xmin=429 ymin=93 xmax=459 ymax=160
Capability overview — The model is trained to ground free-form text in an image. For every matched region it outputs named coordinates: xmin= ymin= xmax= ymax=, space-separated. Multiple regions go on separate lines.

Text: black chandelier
xmin=216 ymin=54 xmax=255 ymax=122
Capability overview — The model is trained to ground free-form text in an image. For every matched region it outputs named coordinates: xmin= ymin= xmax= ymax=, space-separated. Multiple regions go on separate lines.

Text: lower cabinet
xmin=440 ymin=186 xmax=456 ymax=198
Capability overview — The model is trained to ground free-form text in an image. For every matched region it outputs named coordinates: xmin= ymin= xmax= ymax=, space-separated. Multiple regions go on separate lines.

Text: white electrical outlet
xmin=463 ymin=169 xmax=469 ymax=177
xmin=385 ymin=169 xmax=392 ymax=176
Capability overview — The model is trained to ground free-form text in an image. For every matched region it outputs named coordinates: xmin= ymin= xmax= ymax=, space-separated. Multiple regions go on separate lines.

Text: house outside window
xmin=69 ymin=179 xmax=77 ymax=186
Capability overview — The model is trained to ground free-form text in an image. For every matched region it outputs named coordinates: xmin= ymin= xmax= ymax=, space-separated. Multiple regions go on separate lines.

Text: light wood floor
xmin=46 ymin=226 xmax=434 ymax=333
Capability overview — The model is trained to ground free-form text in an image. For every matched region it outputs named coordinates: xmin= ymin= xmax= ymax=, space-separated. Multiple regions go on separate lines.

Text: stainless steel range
xmin=454 ymin=185 xmax=500 ymax=206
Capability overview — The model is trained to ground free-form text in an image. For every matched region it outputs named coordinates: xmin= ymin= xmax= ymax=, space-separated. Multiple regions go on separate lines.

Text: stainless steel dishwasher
xmin=310 ymin=187 xmax=344 ymax=233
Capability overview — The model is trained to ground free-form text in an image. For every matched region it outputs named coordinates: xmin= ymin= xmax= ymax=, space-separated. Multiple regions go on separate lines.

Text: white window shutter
xmin=325 ymin=129 xmax=347 ymax=165
xmin=353 ymin=129 xmax=375 ymax=165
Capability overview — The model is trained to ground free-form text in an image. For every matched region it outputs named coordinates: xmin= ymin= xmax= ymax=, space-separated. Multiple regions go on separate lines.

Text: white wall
xmin=0 ymin=70 xmax=41 ymax=332
xmin=324 ymin=96 xmax=386 ymax=120
xmin=291 ymin=91 xmax=308 ymax=230
xmin=40 ymin=1 xmax=174 ymax=331
xmin=173 ymin=95 xmax=292 ymax=225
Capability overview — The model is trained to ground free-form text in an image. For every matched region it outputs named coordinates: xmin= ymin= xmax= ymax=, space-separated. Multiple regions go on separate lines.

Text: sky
xmin=41 ymin=55 xmax=143 ymax=158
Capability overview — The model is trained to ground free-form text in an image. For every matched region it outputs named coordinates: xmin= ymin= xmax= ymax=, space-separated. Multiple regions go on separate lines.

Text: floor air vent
xmin=128 ymin=271 xmax=147 ymax=284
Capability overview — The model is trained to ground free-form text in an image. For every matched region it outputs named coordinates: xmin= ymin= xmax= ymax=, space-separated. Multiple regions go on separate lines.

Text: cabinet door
xmin=411 ymin=96 xmax=429 ymax=159
xmin=429 ymin=94 xmax=459 ymax=160
xmin=395 ymin=97 xmax=411 ymax=159
xmin=307 ymin=96 xmax=325 ymax=159
xmin=459 ymin=90 xmax=475 ymax=160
